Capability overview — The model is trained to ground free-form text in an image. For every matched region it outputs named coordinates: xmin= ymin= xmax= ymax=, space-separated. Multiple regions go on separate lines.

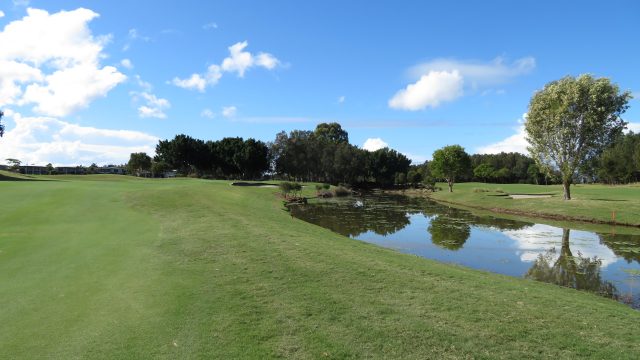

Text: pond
xmin=289 ymin=193 xmax=640 ymax=308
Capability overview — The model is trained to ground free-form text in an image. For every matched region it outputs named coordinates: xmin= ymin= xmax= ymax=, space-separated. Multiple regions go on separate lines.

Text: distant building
xmin=97 ymin=166 xmax=126 ymax=175
xmin=56 ymin=166 xmax=86 ymax=175
xmin=20 ymin=165 xmax=49 ymax=175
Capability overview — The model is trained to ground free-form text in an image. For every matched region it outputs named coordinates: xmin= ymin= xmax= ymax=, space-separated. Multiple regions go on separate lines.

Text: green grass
xmin=431 ymin=182 xmax=640 ymax=227
xmin=1 ymin=174 xmax=639 ymax=358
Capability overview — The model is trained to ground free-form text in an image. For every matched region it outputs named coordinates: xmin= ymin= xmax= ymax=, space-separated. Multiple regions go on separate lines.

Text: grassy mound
xmin=1 ymin=176 xmax=639 ymax=358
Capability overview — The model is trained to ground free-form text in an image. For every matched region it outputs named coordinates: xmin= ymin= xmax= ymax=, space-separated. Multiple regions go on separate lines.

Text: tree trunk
xmin=448 ymin=180 xmax=453 ymax=192
xmin=562 ymin=179 xmax=571 ymax=200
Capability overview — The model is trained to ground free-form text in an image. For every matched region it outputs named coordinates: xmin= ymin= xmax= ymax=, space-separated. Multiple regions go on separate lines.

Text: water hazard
xmin=289 ymin=193 xmax=640 ymax=308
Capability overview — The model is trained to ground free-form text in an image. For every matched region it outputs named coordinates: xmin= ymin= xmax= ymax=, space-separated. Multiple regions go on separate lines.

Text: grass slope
xmin=1 ymin=175 xmax=639 ymax=359
xmin=430 ymin=182 xmax=640 ymax=227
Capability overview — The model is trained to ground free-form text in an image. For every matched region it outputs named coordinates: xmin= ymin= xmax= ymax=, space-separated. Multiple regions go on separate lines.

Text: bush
xmin=322 ymin=183 xmax=330 ymax=190
xmin=280 ymin=181 xmax=302 ymax=197
xmin=333 ymin=186 xmax=351 ymax=197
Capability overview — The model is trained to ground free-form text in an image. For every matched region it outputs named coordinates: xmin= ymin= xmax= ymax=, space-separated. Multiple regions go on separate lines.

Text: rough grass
xmin=1 ymin=175 xmax=639 ymax=358
xmin=431 ymin=182 xmax=640 ymax=227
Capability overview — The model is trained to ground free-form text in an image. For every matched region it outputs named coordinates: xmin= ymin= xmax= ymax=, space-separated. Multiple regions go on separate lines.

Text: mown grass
xmin=1 ymin=174 xmax=639 ymax=358
xmin=430 ymin=182 xmax=640 ymax=227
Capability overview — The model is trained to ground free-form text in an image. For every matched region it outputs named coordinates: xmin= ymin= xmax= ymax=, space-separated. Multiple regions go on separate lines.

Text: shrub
xmin=280 ymin=181 xmax=302 ymax=198
xmin=333 ymin=186 xmax=351 ymax=197
xmin=473 ymin=188 xmax=490 ymax=193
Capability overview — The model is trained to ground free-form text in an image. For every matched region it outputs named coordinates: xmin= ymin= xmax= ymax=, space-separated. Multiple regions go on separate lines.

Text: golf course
xmin=429 ymin=182 xmax=640 ymax=227
xmin=1 ymin=173 xmax=639 ymax=359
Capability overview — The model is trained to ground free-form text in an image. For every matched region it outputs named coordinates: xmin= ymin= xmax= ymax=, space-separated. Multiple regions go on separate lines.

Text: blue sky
xmin=0 ymin=0 xmax=638 ymax=165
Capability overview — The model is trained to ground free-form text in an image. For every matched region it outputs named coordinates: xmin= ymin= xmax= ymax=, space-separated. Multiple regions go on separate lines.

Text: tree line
xmin=134 ymin=123 xmax=412 ymax=187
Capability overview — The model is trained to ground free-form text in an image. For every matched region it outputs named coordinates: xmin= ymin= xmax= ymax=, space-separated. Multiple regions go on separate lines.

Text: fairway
xmin=430 ymin=182 xmax=640 ymax=227
xmin=1 ymin=175 xmax=640 ymax=359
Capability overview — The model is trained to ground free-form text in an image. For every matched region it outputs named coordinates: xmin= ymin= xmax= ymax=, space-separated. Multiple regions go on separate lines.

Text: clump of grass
xmin=495 ymin=188 xmax=506 ymax=194
xmin=333 ymin=186 xmax=351 ymax=197
xmin=473 ymin=188 xmax=490 ymax=193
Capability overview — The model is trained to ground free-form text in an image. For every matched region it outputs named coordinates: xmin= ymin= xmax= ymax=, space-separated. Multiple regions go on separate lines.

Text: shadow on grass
xmin=0 ymin=173 xmax=56 ymax=182
xmin=589 ymin=198 xmax=628 ymax=202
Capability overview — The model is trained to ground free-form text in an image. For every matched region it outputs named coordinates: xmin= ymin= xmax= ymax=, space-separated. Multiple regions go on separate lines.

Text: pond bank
xmin=384 ymin=183 xmax=640 ymax=228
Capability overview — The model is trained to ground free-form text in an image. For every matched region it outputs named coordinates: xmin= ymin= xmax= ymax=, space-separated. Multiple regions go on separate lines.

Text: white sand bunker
xmin=509 ymin=194 xmax=553 ymax=199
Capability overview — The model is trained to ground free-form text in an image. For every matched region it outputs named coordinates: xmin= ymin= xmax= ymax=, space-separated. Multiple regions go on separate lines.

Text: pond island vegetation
xmin=2 ymin=75 xmax=640 ymax=358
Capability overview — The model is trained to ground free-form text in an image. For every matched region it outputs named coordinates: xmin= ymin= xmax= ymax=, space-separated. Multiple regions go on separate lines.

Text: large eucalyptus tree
xmin=525 ymin=75 xmax=631 ymax=200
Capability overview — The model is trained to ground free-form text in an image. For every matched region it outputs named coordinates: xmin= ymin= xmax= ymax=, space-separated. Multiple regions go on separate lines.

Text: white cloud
xmin=222 ymin=106 xmax=237 ymax=118
xmin=0 ymin=113 xmax=158 ymax=166
xmin=134 ymin=92 xmax=170 ymax=119
xmin=389 ymin=70 xmax=464 ymax=110
xmin=172 ymin=41 xmax=280 ymax=91
xmin=338 ymin=95 xmax=346 ymax=104
xmin=255 ymin=52 xmax=279 ymax=70
xmin=120 ymin=58 xmax=133 ymax=69
xmin=409 ymin=56 xmax=535 ymax=88
xmin=627 ymin=122 xmax=640 ymax=133
xmin=221 ymin=41 xmax=254 ymax=77
xmin=123 ymin=28 xmax=150 ymax=51
xmin=390 ymin=57 xmax=535 ymax=111
xmin=0 ymin=11 xmax=5 ymax=18
xmin=200 ymin=108 xmax=214 ymax=119
xmin=134 ymin=75 xmax=152 ymax=92
xmin=476 ymin=125 xmax=529 ymax=154
xmin=202 ymin=22 xmax=218 ymax=30
xmin=0 ymin=8 xmax=126 ymax=116
xmin=12 ymin=0 xmax=30 ymax=6
xmin=171 ymin=73 xmax=207 ymax=92
xmin=362 ymin=138 xmax=389 ymax=151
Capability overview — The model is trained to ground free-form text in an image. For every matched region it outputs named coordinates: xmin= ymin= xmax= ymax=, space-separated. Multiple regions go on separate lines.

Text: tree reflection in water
xmin=526 ymin=228 xmax=618 ymax=300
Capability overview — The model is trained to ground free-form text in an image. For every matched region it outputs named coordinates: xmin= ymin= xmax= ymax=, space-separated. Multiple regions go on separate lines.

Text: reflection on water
xmin=289 ymin=193 xmax=640 ymax=308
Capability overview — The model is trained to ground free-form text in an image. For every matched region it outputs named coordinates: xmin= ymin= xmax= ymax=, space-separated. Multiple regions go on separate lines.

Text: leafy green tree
xmin=151 ymin=161 xmax=169 ymax=178
xmin=128 ymin=152 xmax=152 ymax=176
xmin=407 ymin=168 xmax=422 ymax=186
xmin=46 ymin=163 xmax=54 ymax=175
xmin=238 ymin=138 xmax=270 ymax=179
xmin=525 ymin=74 xmax=631 ymax=199
xmin=430 ymin=145 xmax=471 ymax=192
xmin=313 ymin=122 xmax=349 ymax=143
xmin=6 ymin=158 xmax=20 ymax=172
xmin=473 ymin=163 xmax=494 ymax=183
xmin=155 ymin=134 xmax=208 ymax=175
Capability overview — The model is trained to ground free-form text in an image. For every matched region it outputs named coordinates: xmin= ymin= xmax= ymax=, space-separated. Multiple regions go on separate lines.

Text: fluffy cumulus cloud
xmin=0 ymin=7 xmax=126 ymax=116
xmin=222 ymin=105 xmax=237 ymax=118
xmin=390 ymin=57 xmax=535 ymax=111
xmin=0 ymin=10 xmax=5 ymax=18
xmin=362 ymin=137 xmax=389 ymax=151
xmin=0 ymin=112 xmax=158 ymax=166
xmin=132 ymin=92 xmax=171 ymax=119
xmin=476 ymin=125 xmax=529 ymax=154
xmin=478 ymin=116 xmax=640 ymax=155
xmin=389 ymin=70 xmax=463 ymax=110
xmin=172 ymin=41 xmax=280 ymax=92
xmin=476 ymin=114 xmax=529 ymax=154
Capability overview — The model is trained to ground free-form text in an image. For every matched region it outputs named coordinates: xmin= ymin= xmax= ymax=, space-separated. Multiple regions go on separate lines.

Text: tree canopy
xmin=525 ymin=74 xmax=631 ymax=199
xmin=430 ymin=145 xmax=471 ymax=192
